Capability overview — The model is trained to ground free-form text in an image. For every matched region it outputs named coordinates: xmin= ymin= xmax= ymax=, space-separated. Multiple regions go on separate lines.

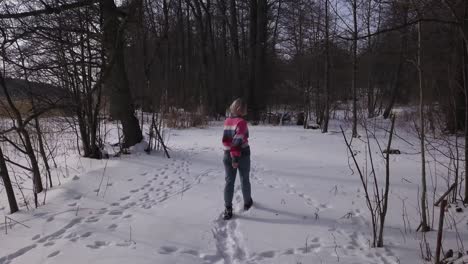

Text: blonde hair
xmin=229 ymin=98 xmax=247 ymax=116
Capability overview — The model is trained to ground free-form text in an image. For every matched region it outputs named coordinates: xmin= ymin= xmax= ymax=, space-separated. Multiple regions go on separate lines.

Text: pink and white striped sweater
xmin=222 ymin=116 xmax=249 ymax=162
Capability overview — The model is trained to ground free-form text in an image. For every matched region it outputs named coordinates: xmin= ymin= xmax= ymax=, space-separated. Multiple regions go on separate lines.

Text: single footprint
xmin=259 ymin=251 xmax=275 ymax=258
xmin=65 ymin=233 xmax=77 ymax=239
xmin=116 ymin=241 xmax=134 ymax=247
xmin=81 ymin=232 xmax=93 ymax=238
xmin=108 ymin=210 xmax=123 ymax=216
xmin=141 ymin=204 xmax=152 ymax=210
xmin=159 ymin=246 xmax=178 ymax=254
xmin=48 ymin=251 xmax=60 ymax=258
xmin=32 ymin=234 xmax=41 ymax=241
xmin=108 ymin=224 xmax=118 ymax=230
xmin=181 ymin=249 xmax=199 ymax=256
xmin=120 ymin=196 xmax=130 ymax=201
xmin=86 ymin=216 xmax=99 ymax=223
xmin=87 ymin=241 xmax=109 ymax=249
xmin=33 ymin=212 xmax=48 ymax=217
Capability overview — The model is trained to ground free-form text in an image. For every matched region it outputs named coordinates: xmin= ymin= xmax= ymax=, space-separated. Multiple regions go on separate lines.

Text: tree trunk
xmin=35 ymin=117 xmax=52 ymax=188
xmin=0 ymin=145 xmax=19 ymax=214
xmin=247 ymin=0 xmax=257 ymax=119
xmin=366 ymin=0 xmax=374 ymax=118
xmin=352 ymin=0 xmax=358 ymax=138
xmin=377 ymin=114 xmax=396 ymax=247
xmin=102 ymin=0 xmax=142 ymax=148
xmin=464 ymin=41 xmax=468 ymax=204
xmin=0 ymin=74 xmax=43 ymax=199
xmin=253 ymin=0 xmax=267 ymax=122
xmin=463 ymin=0 xmax=468 ymax=204
xmin=190 ymin=0 xmax=211 ymax=114
xmin=418 ymin=21 xmax=430 ymax=232
xmin=229 ymin=0 xmax=241 ymax=96
xmin=383 ymin=4 xmax=408 ymax=119
xmin=322 ymin=0 xmax=330 ymax=133
xmin=204 ymin=0 xmax=219 ymax=114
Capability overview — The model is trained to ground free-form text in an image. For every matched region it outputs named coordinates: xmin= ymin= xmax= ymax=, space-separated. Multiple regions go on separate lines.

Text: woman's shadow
xmin=236 ymin=202 xmax=322 ymax=226
xmin=236 ymin=202 xmax=366 ymax=233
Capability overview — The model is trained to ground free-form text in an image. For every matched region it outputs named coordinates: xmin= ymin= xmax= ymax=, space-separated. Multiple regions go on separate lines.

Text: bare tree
xmin=322 ymin=0 xmax=330 ymax=133
xmin=0 ymin=144 xmax=18 ymax=213
xmin=341 ymin=114 xmax=396 ymax=247
xmin=102 ymin=0 xmax=143 ymax=148
xmin=417 ymin=21 xmax=430 ymax=232
xmin=351 ymin=0 xmax=358 ymax=138
xmin=0 ymin=75 xmax=44 ymax=207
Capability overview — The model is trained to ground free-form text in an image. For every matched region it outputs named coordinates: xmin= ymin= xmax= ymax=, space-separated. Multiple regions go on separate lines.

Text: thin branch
xmin=0 ymin=0 xmax=100 ymax=19
xmin=336 ymin=18 xmax=460 ymax=41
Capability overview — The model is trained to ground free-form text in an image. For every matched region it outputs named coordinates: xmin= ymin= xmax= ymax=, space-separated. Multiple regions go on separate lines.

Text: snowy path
xmin=1 ymin=125 xmax=464 ymax=264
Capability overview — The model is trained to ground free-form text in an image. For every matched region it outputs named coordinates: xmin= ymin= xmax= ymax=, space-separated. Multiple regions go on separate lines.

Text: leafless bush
xmin=165 ymin=109 xmax=208 ymax=129
xmin=341 ymin=114 xmax=396 ymax=247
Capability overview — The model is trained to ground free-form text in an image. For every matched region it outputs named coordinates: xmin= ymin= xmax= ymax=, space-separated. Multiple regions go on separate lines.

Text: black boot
xmin=244 ymin=199 xmax=253 ymax=211
xmin=223 ymin=206 xmax=233 ymax=220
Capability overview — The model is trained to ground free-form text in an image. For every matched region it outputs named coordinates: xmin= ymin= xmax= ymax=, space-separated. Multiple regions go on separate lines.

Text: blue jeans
xmin=223 ymin=151 xmax=252 ymax=208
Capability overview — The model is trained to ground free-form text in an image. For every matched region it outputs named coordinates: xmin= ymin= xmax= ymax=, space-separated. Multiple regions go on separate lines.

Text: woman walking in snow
xmin=222 ymin=98 xmax=253 ymax=220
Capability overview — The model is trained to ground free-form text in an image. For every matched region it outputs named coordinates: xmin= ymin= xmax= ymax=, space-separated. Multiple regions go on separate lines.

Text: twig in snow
xmin=331 ymin=232 xmax=340 ymax=262
xmin=103 ymin=163 xmax=112 ymax=198
xmin=399 ymin=229 xmax=406 ymax=244
xmin=12 ymin=170 xmax=29 ymax=211
xmin=447 ymin=210 xmax=465 ymax=253
xmin=4 ymin=216 xmax=30 ymax=235
xmin=96 ymin=159 xmax=109 ymax=197
xmin=340 ymin=212 xmax=354 ymax=219
xmin=126 ymin=225 xmax=136 ymax=245
xmin=434 ymin=183 xmax=456 ymax=206
xmin=181 ymin=178 xmax=185 ymax=200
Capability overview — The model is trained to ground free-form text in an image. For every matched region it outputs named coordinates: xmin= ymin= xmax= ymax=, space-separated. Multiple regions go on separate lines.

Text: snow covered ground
xmin=0 ymin=120 xmax=467 ymax=264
